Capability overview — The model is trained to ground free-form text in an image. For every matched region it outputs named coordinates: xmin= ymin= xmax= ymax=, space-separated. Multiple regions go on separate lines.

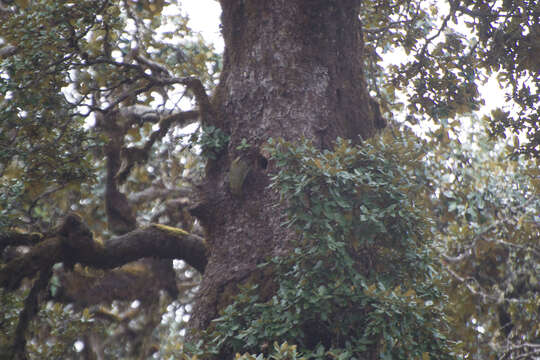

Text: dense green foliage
xmin=422 ymin=121 xmax=540 ymax=358
xmin=185 ymin=135 xmax=455 ymax=359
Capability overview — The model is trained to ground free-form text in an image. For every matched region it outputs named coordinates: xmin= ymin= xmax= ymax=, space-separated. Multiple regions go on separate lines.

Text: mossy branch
xmin=0 ymin=215 xmax=208 ymax=292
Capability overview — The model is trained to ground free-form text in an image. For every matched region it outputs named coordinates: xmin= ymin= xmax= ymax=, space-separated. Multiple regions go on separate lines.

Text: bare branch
xmin=167 ymin=77 xmax=212 ymax=108
xmin=115 ymin=109 xmax=199 ymax=183
xmin=132 ymin=49 xmax=170 ymax=76
xmin=119 ymin=104 xmax=161 ymax=125
xmin=442 ymin=263 xmax=527 ymax=305
xmin=104 ymin=82 xmax=154 ymax=113
xmin=498 ymin=342 xmax=540 ymax=360
xmin=128 ymin=186 xmax=192 ymax=205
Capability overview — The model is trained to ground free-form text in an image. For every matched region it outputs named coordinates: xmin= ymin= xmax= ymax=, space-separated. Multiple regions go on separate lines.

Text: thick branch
xmin=0 ymin=231 xmax=43 ymax=250
xmin=104 ymin=131 xmax=137 ymax=235
xmin=0 ymin=221 xmax=208 ymax=292
xmin=11 ymin=266 xmax=53 ymax=360
xmin=102 ymin=225 xmax=207 ymax=272
xmin=53 ymin=258 xmax=187 ymax=307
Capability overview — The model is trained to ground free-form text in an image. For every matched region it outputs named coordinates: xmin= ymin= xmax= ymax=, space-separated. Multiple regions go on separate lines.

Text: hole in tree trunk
xmin=257 ymin=154 xmax=268 ymax=170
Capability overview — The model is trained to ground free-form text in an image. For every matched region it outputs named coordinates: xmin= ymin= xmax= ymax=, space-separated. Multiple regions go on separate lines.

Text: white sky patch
xmin=74 ymin=340 xmax=84 ymax=352
xmin=478 ymin=75 xmax=507 ymax=116
xmin=179 ymin=0 xmax=223 ymax=52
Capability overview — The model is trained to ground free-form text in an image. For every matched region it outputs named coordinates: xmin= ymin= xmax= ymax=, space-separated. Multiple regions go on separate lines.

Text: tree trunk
xmin=189 ymin=0 xmax=382 ymax=332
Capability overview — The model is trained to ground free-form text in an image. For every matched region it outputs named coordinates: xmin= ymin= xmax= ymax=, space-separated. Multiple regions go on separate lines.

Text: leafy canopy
xmin=361 ymin=0 xmax=539 ymax=158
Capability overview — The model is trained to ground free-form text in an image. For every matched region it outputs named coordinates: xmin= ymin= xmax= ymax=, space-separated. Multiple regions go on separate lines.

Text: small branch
xmin=115 ymin=109 xmax=199 ymax=183
xmin=104 ymin=83 xmax=154 ymax=113
xmin=77 ymin=57 xmax=148 ymax=76
xmin=128 ymin=186 xmax=192 ymax=205
xmin=498 ymin=342 xmax=540 ymax=360
xmin=419 ymin=6 xmax=453 ymax=57
xmin=454 ymin=4 xmax=494 ymax=19
xmin=94 ymin=305 xmax=141 ymax=323
xmin=118 ymin=104 xmax=160 ymax=125
xmin=164 ymin=77 xmax=212 ymax=108
xmin=27 ymin=184 xmax=66 ymax=219
xmin=443 ymin=263 xmax=527 ymax=305
xmin=363 ymin=18 xmax=416 ymax=35
xmin=133 ymin=50 xmax=169 ymax=76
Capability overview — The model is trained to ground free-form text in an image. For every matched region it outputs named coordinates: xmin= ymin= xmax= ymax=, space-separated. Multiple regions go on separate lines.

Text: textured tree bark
xmin=189 ymin=0 xmax=381 ymax=332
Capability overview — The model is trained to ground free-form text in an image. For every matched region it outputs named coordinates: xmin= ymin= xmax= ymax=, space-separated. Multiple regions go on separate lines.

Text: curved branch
xmin=103 ymin=224 xmax=207 ymax=272
xmin=0 ymin=217 xmax=208 ymax=292
xmin=159 ymin=77 xmax=216 ymax=127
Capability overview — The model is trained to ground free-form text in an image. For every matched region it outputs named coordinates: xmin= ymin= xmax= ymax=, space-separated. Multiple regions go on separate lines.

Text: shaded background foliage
xmin=0 ymin=0 xmax=538 ymax=359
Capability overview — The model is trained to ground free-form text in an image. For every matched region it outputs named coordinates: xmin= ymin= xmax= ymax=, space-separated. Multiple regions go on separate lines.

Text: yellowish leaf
xmin=127 ymin=127 xmax=141 ymax=142
xmin=15 ymin=0 xmax=29 ymax=8
xmin=404 ymin=289 xmax=416 ymax=298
